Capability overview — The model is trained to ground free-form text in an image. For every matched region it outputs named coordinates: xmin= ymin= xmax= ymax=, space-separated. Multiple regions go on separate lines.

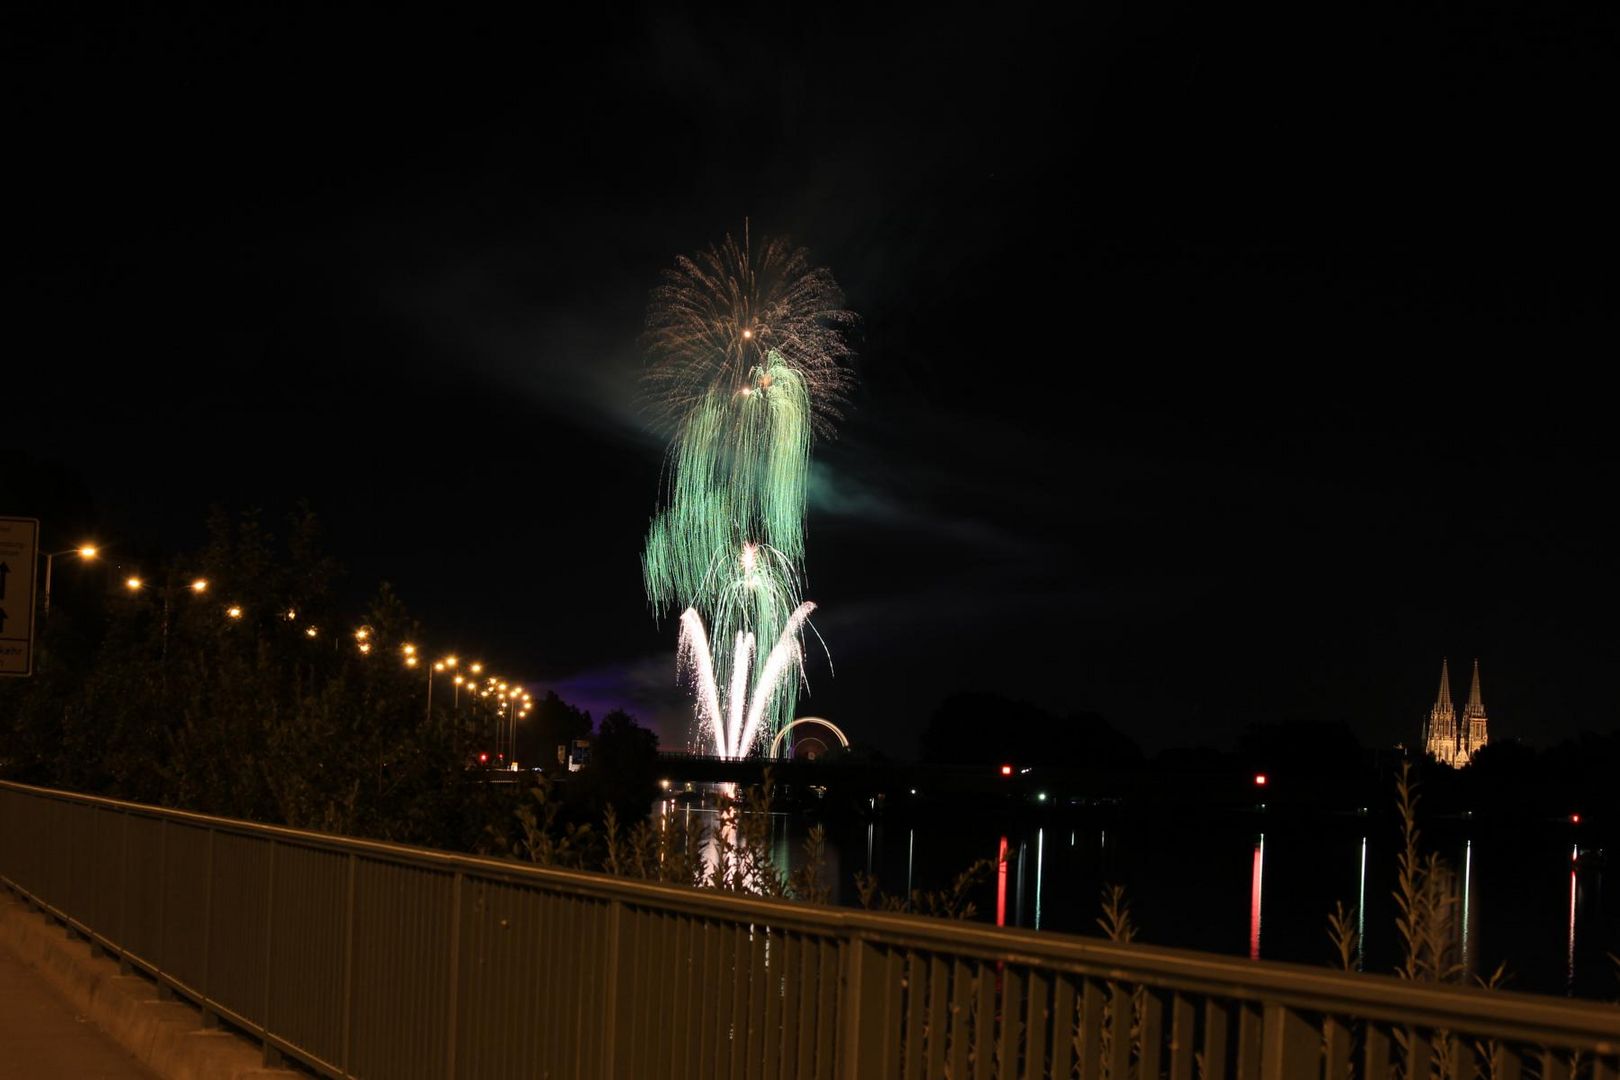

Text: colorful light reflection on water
xmin=1249 ymin=833 xmax=1265 ymax=960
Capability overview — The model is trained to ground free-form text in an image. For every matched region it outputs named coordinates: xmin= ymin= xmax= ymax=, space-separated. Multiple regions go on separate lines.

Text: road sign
xmin=0 ymin=517 xmax=40 ymax=676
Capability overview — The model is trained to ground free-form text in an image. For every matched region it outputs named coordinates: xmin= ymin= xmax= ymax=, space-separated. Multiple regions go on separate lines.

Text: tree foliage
xmin=0 ymin=506 xmax=497 ymax=850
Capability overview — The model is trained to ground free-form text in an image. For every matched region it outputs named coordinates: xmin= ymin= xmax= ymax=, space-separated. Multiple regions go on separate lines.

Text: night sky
xmin=7 ymin=7 xmax=1617 ymax=757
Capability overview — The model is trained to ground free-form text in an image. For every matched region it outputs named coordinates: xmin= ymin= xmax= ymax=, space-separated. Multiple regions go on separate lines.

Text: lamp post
xmin=503 ymin=693 xmax=516 ymax=768
xmin=426 ymin=655 xmax=458 ymax=722
xmin=41 ymin=544 xmax=98 ymax=618
xmin=123 ymin=572 xmax=208 ymax=689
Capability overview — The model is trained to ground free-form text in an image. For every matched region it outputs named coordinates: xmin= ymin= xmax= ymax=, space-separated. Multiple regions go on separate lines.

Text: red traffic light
xmin=1572 ymin=813 xmax=1581 ymax=824
xmin=1254 ymin=774 xmax=1268 ymax=786
xmin=1000 ymin=764 xmax=1013 ymax=777
xmin=478 ymin=752 xmax=489 ymax=764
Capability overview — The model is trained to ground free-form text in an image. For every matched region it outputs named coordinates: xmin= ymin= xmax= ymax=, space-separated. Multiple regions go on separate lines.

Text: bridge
xmin=3 ymin=779 xmax=1617 ymax=1078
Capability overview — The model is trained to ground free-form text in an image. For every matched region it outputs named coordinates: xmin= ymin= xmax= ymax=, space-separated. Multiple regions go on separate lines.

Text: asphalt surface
xmin=0 ymin=943 xmax=159 ymax=1079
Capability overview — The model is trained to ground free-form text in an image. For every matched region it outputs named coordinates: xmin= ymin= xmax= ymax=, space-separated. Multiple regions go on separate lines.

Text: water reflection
xmin=1568 ymin=845 xmax=1578 ymax=994
xmin=1460 ymin=840 xmax=1473 ymax=973
xmin=1357 ymin=836 xmax=1367 ymax=972
xmin=699 ymin=796 xmax=1614 ymax=1001
xmin=1015 ymin=838 xmax=1028 ymax=927
xmin=1035 ymin=828 xmax=1046 ymax=930
xmin=1249 ymin=833 xmax=1265 ymax=960
xmin=996 ymin=836 xmax=1009 ymax=927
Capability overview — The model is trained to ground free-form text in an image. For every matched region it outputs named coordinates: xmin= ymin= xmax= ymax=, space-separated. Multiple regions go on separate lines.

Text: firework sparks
xmin=645 ymin=227 xmax=856 ymax=756
xmin=643 ymin=225 xmax=857 ymax=437
xmin=678 ymin=602 xmax=817 ymax=759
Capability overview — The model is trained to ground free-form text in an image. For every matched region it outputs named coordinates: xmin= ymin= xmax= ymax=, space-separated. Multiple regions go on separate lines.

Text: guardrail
xmin=2 ymin=779 xmax=1617 ymax=1079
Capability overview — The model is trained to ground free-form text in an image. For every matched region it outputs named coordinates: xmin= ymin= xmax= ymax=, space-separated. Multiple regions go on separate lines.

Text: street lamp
xmin=41 ymin=544 xmax=98 ymax=617
xmin=425 ymin=655 xmax=460 ymax=721
xmin=120 ymin=568 xmax=210 ymax=670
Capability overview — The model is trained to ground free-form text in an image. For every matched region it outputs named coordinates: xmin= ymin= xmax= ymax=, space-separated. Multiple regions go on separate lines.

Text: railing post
xmin=839 ymin=935 xmax=891 ymax=1079
xmin=118 ymin=811 xmax=131 ymax=975
xmin=201 ymin=828 xmax=217 ymax=1028
xmin=261 ymin=839 xmax=279 ymax=1067
xmin=1260 ymin=1003 xmax=1316 ymax=1080
xmin=600 ymin=898 xmax=626 ymax=1078
xmin=445 ymin=871 xmax=461 ymax=1080
xmin=156 ymin=817 xmax=171 ymax=999
xmin=340 ymin=852 xmax=356 ymax=1074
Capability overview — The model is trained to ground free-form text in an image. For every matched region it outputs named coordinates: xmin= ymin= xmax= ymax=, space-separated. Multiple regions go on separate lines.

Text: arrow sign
xmin=0 ymin=518 xmax=40 ymax=677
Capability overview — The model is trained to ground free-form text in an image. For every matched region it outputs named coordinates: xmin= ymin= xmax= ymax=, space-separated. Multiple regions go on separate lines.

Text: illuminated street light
xmin=305 ymin=626 xmax=318 ymax=638
xmin=470 ymin=662 xmax=483 ymax=675
xmin=424 ymin=655 xmax=464 ymax=721
xmin=227 ymin=606 xmax=244 ymax=620
xmin=41 ymin=544 xmax=100 ymax=617
xmin=403 ymin=643 xmax=417 ymax=657
xmin=405 ymin=655 xmax=419 ymax=668
xmin=125 ymin=576 xmax=144 ymax=591
xmin=285 ymin=608 xmax=297 ymax=621
xmin=355 ymin=627 xmax=370 ymax=641
xmin=358 ymin=642 xmax=372 ymax=654
xmin=190 ymin=578 xmax=209 ymax=593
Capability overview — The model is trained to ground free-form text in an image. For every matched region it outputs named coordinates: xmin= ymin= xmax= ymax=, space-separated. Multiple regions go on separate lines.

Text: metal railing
xmin=2 ymin=779 xmax=1617 ymax=1079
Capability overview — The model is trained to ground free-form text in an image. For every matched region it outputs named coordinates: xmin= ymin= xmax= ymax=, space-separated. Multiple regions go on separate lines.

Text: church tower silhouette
xmin=1424 ymin=657 xmax=1489 ymax=766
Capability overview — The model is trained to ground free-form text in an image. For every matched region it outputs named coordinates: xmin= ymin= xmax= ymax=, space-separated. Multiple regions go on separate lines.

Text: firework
xmin=644 ymin=227 xmax=855 ymax=756
xmin=642 ymin=362 xmax=812 ymax=611
xmin=678 ymin=602 xmax=817 ymax=759
xmin=644 ymin=226 xmax=857 ymax=436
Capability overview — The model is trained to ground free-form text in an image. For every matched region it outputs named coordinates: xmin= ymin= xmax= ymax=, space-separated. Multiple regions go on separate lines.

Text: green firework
xmin=643 ymin=230 xmax=855 ymax=753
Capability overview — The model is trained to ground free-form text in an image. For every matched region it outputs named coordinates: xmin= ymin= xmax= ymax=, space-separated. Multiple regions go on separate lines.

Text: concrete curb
xmin=0 ymin=890 xmax=300 ymax=1080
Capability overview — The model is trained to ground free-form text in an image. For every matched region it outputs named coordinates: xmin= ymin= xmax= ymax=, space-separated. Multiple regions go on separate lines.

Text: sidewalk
xmin=0 ymin=892 xmax=296 ymax=1080
xmin=0 ymin=943 xmax=158 ymax=1080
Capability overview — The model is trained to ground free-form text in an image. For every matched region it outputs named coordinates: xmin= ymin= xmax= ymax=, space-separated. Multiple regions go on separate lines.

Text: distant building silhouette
xmin=1423 ymin=657 xmax=1490 ymax=766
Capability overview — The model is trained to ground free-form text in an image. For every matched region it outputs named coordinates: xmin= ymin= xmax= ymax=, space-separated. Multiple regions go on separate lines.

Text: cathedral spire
xmin=1425 ymin=658 xmax=1461 ymax=766
xmin=1435 ymin=657 xmax=1453 ymax=710
xmin=1460 ymin=657 xmax=1489 ymax=762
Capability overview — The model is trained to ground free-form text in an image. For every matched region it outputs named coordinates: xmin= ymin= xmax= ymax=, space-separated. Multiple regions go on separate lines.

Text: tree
xmin=575 ymin=709 xmax=660 ymax=824
xmin=919 ymin=692 xmax=1142 ymax=768
xmin=516 ymin=691 xmax=591 ymax=771
xmin=0 ymin=505 xmax=495 ymax=852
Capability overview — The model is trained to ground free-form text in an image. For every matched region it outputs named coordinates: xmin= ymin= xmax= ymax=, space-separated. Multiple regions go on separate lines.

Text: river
xmin=662 ymin=796 xmax=1617 ymax=1001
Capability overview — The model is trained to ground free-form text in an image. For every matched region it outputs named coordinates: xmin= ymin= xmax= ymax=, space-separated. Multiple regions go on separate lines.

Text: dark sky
xmin=6 ymin=6 xmax=1617 ymax=757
